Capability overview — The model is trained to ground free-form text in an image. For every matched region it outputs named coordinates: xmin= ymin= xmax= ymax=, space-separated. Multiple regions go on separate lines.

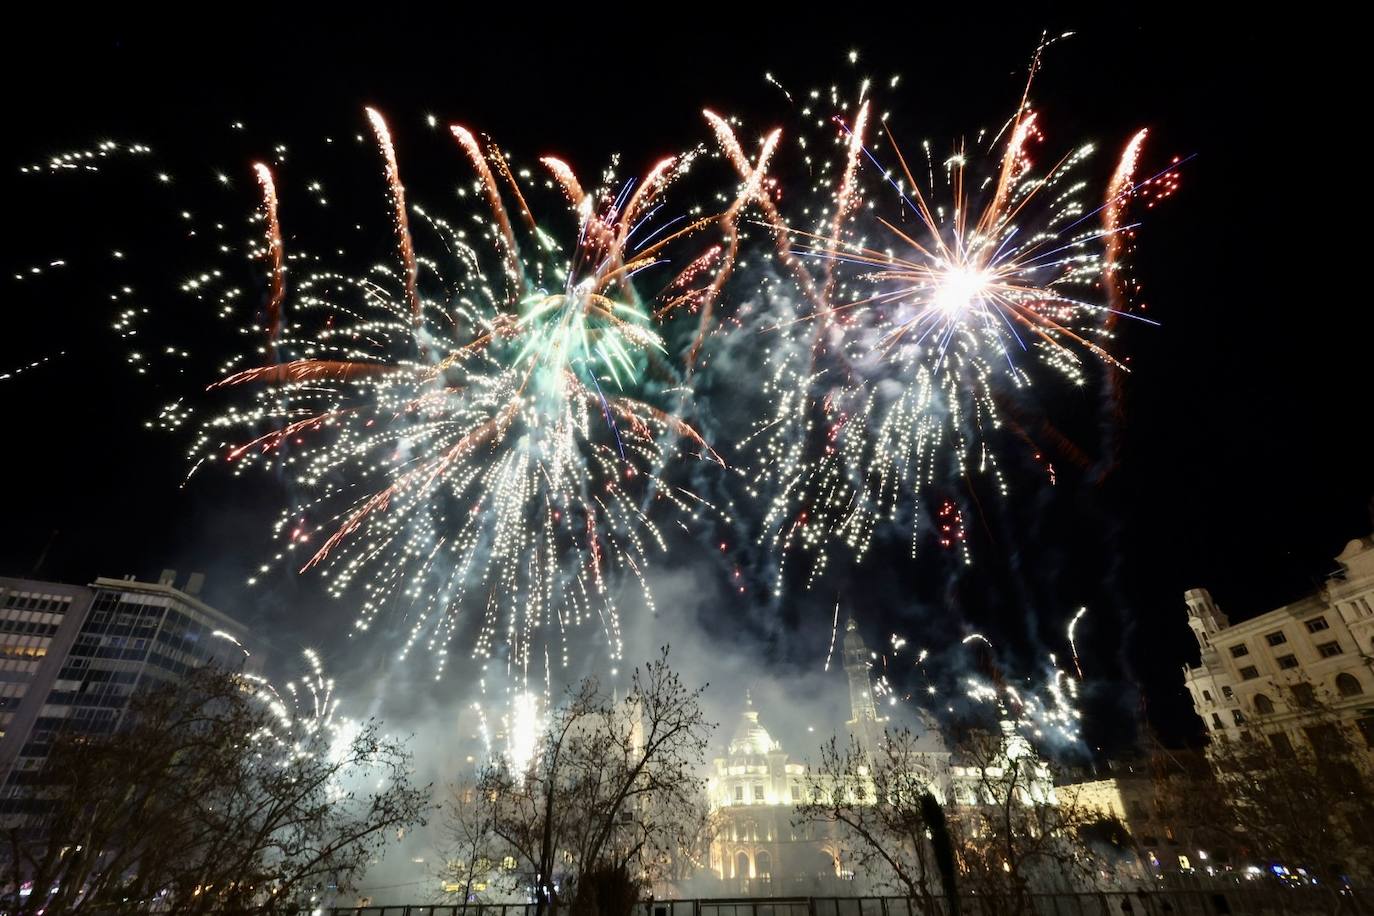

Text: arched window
xmin=756 ymin=851 xmax=772 ymax=878
xmin=1336 ymin=673 xmax=1364 ymax=697
xmin=735 ymin=851 xmax=751 ymax=880
xmin=1253 ymin=693 xmax=1275 ymax=715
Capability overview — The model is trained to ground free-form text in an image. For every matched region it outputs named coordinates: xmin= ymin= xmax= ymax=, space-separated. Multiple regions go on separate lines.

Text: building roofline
xmin=0 ymin=575 xmax=93 ymax=595
xmin=1205 ymin=597 xmax=1331 ymax=637
xmin=90 ymin=576 xmax=261 ymax=648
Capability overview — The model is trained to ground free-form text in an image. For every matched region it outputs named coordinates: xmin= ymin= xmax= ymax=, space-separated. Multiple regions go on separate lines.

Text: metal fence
xmin=326 ymin=889 xmax=1373 ymax=916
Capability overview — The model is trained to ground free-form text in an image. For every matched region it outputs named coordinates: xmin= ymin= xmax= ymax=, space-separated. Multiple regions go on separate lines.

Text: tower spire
xmin=843 ymin=616 xmax=879 ymax=727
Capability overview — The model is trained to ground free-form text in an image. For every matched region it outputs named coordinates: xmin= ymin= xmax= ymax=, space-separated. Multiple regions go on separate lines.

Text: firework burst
xmin=710 ymin=63 xmax=1174 ymax=592
xmin=186 ymin=110 xmax=730 ymax=681
xmin=833 ymin=621 xmax=1084 ymax=750
xmin=244 ymin=647 xmax=360 ymax=765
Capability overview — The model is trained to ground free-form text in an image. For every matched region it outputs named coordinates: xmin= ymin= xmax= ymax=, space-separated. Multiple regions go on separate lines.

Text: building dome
xmin=728 ymin=693 xmax=778 ymax=756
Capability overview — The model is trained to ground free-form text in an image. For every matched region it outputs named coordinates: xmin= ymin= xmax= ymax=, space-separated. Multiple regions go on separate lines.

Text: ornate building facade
xmin=1056 ymin=751 xmax=1210 ymax=875
xmin=703 ymin=618 xmax=956 ymax=894
xmin=704 ymin=692 xmax=838 ymax=894
xmin=1182 ymin=534 xmax=1374 ymax=755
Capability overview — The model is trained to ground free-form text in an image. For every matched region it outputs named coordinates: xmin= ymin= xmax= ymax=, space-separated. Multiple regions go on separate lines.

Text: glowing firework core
xmin=506 ymin=690 xmax=544 ymax=778
xmin=930 ymin=263 xmax=992 ymax=320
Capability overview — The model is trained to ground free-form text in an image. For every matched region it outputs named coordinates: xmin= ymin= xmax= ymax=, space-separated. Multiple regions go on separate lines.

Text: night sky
xmin=3 ymin=9 xmax=1366 ymax=754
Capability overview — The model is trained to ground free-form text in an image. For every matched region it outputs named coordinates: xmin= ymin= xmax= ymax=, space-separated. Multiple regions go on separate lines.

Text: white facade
xmin=703 ymin=619 xmax=949 ymax=893
xmin=1181 ymin=534 xmax=1374 ymax=753
xmin=704 ymin=693 xmax=834 ymax=893
xmin=707 ymin=694 xmax=808 ymax=812
xmin=701 ymin=618 xmax=1054 ymax=895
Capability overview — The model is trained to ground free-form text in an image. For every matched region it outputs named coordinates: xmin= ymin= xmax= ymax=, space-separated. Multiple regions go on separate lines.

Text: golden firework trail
xmin=252 ymin=162 xmax=285 ymax=342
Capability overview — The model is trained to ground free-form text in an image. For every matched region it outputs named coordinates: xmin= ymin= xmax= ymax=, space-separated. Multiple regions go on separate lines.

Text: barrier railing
xmin=326 ymin=888 xmax=1372 ymax=916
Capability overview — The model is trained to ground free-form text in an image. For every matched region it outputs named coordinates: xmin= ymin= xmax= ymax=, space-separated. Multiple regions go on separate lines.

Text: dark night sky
xmin=2 ymin=8 xmax=1366 ymax=753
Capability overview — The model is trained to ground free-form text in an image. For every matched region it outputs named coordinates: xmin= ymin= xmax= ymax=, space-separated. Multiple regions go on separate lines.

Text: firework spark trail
xmin=470 ymin=652 xmax=553 ymax=778
xmin=1091 ymin=128 xmax=1151 ymax=479
xmin=540 ymin=156 xmax=585 ymax=208
xmin=688 ymin=126 xmax=782 ymax=372
xmin=1067 ymin=606 xmax=1088 ymax=680
xmin=240 ymin=648 xmax=358 ymax=763
xmin=452 ymin=125 xmax=523 ymax=286
xmin=703 ymin=110 xmax=824 ymax=312
xmin=1103 ymin=128 xmax=1149 ymax=304
xmin=366 ymin=109 xmax=420 ymax=323
xmin=183 ymin=110 xmax=731 ymax=687
xmin=823 ymin=598 xmax=840 ymax=671
xmin=843 ymin=623 xmax=1083 ymax=748
xmin=820 ymin=100 xmax=869 ymax=316
xmin=604 ymin=156 xmax=680 ymax=312
xmin=957 ymin=631 xmax=1082 ymax=745
xmin=0 ymin=352 xmax=67 ymax=381
xmin=207 ymin=358 xmax=398 ymax=390
xmin=253 ymin=163 xmax=286 ymax=342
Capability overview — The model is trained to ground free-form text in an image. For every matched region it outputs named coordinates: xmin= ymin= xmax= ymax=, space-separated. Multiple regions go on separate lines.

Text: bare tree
xmin=1123 ymin=729 xmax=1231 ymax=877
xmin=0 ymin=666 xmax=428 ymax=915
xmin=794 ymin=728 xmax=951 ymax=912
xmin=946 ymin=727 xmax=1106 ymax=914
xmin=1157 ymin=681 xmax=1374 ymax=905
xmin=461 ymin=646 xmax=713 ymax=916
xmin=434 ymin=779 xmax=503 ymax=905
